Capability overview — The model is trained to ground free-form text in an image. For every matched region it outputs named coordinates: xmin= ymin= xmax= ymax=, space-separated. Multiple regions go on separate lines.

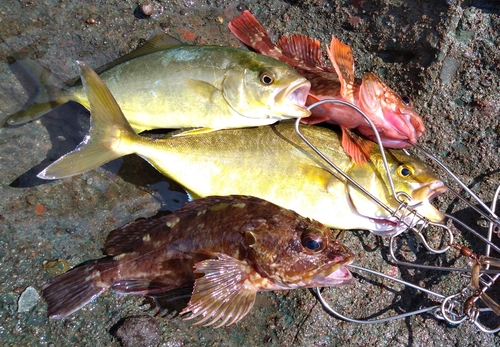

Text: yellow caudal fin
xmin=5 ymin=54 xmax=70 ymax=126
xmin=37 ymin=61 xmax=137 ymax=180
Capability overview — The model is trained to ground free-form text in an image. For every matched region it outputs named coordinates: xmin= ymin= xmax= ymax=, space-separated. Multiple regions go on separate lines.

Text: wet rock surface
xmin=113 ymin=316 xmax=160 ymax=347
xmin=0 ymin=0 xmax=499 ymax=346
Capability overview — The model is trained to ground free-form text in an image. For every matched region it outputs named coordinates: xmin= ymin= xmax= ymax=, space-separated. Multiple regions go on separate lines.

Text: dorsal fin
xmin=327 ymin=35 xmax=355 ymax=102
xmin=104 ymin=218 xmax=165 ymax=255
xmin=66 ymin=32 xmax=183 ymax=85
xmin=94 ymin=32 xmax=183 ymax=75
xmin=276 ymin=34 xmax=324 ymax=67
xmin=228 ymin=10 xmax=283 ymax=59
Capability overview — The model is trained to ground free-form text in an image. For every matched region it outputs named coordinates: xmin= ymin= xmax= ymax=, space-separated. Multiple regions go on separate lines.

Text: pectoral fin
xmin=181 ymin=252 xmax=258 ymax=328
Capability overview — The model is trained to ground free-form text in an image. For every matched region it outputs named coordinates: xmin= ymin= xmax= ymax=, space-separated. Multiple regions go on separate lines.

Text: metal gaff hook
xmin=296 ymin=99 xmax=430 ymax=233
xmin=314 ymin=264 xmax=444 ymax=324
xmin=296 ymin=99 xmax=500 ymax=331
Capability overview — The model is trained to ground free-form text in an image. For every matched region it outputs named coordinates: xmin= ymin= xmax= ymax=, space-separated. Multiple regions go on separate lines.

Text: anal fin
xmin=341 ymin=127 xmax=374 ymax=165
xmin=112 ymin=279 xmax=177 ymax=295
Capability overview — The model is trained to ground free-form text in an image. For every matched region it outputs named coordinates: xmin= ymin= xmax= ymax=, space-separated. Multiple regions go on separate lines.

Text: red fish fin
xmin=180 ymin=252 xmax=258 ymax=328
xmin=42 ymin=261 xmax=108 ymax=319
xmin=276 ymin=34 xmax=324 ymax=66
xmin=327 ymin=36 xmax=355 ymax=102
xmin=228 ymin=10 xmax=282 ymax=57
xmin=341 ymin=128 xmax=374 ymax=165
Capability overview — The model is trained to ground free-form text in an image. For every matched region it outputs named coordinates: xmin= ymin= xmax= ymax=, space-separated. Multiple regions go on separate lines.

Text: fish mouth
xmin=274 ymin=77 xmax=311 ymax=118
xmin=310 ymin=257 xmax=354 ymax=286
xmin=412 ymin=180 xmax=448 ymax=202
xmin=321 ymin=265 xmax=353 ymax=285
xmin=360 ymin=73 xmax=424 ymax=146
xmin=367 ymin=180 xmax=448 ymax=237
xmin=409 ymin=180 xmax=448 ymax=223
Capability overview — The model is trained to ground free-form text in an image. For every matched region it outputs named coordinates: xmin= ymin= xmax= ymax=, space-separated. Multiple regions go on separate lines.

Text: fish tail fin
xmin=42 ymin=261 xmax=109 ymax=319
xmin=38 ymin=61 xmax=138 ymax=179
xmin=228 ymin=10 xmax=281 ymax=55
xmin=5 ymin=54 xmax=72 ymax=126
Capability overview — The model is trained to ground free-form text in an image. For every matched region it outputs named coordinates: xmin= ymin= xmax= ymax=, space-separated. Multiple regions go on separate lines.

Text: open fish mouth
xmin=274 ymin=77 xmax=311 ymax=118
xmin=360 ymin=72 xmax=424 ymax=146
xmin=310 ymin=258 xmax=354 ymax=287
xmin=412 ymin=180 xmax=448 ymax=202
xmin=367 ymin=181 xmax=448 ymax=237
xmin=322 ymin=265 xmax=353 ymax=285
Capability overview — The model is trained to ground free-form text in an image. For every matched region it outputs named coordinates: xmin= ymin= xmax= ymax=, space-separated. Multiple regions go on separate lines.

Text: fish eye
xmin=397 ymin=164 xmax=413 ymax=178
xmin=301 ymin=231 xmax=326 ymax=252
xmin=400 ymin=95 xmax=413 ymax=107
xmin=259 ymin=71 xmax=275 ymax=85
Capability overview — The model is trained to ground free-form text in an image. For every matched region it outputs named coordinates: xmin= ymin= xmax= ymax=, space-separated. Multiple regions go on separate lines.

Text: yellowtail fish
xmin=229 ymin=11 xmax=425 ymax=163
xmin=38 ymin=62 xmax=447 ymax=237
xmin=42 ymin=195 xmax=354 ymax=327
xmin=6 ymin=33 xmax=310 ymax=134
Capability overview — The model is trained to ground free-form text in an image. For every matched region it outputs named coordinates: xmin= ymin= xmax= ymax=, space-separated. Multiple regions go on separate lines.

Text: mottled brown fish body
xmin=43 ymin=195 xmax=354 ymax=327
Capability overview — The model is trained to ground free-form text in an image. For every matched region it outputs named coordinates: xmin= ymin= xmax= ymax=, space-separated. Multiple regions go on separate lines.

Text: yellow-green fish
xmin=38 ymin=62 xmax=447 ymax=237
xmin=6 ymin=33 xmax=310 ymax=133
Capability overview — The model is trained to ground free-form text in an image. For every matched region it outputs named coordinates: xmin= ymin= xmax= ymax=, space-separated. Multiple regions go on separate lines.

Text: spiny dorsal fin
xmin=228 ymin=10 xmax=283 ymax=58
xmin=276 ymin=34 xmax=324 ymax=67
xmin=93 ymin=32 xmax=183 ymax=76
xmin=327 ymin=36 xmax=355 ymax=102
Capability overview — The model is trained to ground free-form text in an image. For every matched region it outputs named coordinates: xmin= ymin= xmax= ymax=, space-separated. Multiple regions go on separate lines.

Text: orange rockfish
xmin=42 ymin=195 xmax=354 ymax=327
xmin=229 ymin=10 xmax=425 ymax=163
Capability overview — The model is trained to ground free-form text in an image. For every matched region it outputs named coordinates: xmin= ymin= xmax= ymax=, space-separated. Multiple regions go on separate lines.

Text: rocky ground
xmin=0 ymin=0 xmax=499 ymax=346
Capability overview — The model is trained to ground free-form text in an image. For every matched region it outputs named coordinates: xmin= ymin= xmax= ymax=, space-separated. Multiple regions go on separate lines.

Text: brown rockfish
xmin=229 ymin=11 xmax=425 ymax=163
xmin=5 ymin=33 xmax=310 ymax=134
xmin=42 ymin=195 xmax=354 ymax=327
xmin=37 ymin=62 xmax=447 ymax=237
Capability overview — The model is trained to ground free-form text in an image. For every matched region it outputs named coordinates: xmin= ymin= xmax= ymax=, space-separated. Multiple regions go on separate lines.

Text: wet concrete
xmin=0 ymin=0 xmax=499 ymax=346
